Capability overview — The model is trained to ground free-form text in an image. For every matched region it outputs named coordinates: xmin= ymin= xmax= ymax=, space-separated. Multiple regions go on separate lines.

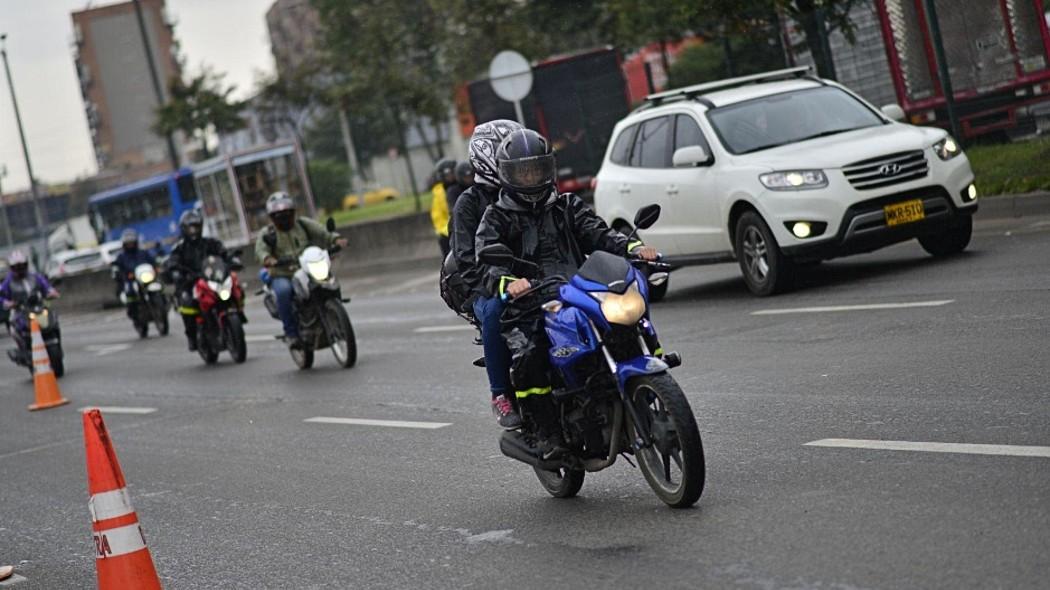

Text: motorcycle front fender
xmin=614 ymin=356 xmax=669 ymax=392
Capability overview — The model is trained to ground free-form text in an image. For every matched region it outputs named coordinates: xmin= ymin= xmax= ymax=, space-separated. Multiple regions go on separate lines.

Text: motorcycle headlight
xmin=592 ymin=283 xmax=646 ymax=326
xmin=759 ymin=170 xmax=828 ymax=191
xmin=137 ymin=269 xmax=155 ymax=284
xmin=218 ymin=276 xmax=233 ymax=301
xmin=933 ymin=136 xmax=962 ymax=160
xmin=306 ymin=259 xmax=331 ymax=282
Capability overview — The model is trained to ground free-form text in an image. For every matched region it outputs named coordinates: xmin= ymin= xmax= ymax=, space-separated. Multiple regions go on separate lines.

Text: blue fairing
xmin=545 ymin=306 xmax=599 ymax=389
xmin=615 ymin=356 xmax=669 ymax=391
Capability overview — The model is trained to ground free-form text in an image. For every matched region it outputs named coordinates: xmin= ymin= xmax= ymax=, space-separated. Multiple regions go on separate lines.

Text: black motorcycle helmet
xmin=121 ymin=228 xmax=139 ymax=252
xmin=8 ymin=249 xmax=28 ymax=280
xmin=455 ymin=161 xmax=474 ymax=188
xmin=496 ymin=129 xmax=556 ymax=205
xmin=434 ymin=158 xmax=457 ymax=186
xmin=179 ymin=209 xmax=204 ymax=241
xmin=266 ymin=191 xmax=296 ymax=232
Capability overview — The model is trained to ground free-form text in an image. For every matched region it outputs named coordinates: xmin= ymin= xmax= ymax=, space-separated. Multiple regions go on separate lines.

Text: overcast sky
xmin=0 ymin=0 xmax=275 ymax=193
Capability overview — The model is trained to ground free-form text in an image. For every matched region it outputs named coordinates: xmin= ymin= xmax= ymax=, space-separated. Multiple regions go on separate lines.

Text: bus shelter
xmin=191 ymin=141 xmax=315 ymax=248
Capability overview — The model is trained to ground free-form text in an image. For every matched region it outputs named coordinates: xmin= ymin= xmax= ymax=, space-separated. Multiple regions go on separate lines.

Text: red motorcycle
xmin=193 ymin=255 xmax=247 ymax=364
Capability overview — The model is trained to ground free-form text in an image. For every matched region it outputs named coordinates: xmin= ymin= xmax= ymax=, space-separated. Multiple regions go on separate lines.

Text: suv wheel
xmin=735 ymin=211 xmax=794 ymax=296
xmin=918 ymin=215 xmax=972 ymax=257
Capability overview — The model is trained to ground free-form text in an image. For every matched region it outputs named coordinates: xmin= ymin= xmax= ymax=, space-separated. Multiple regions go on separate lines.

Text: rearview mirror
xmin=672 ymin=145 xmax=711 ymax=167
xmin=477 ymin=244 xmax=515 ymax=266
xmin=633 ymin=204 xmax=661 ymax=230
xmin=326 ymin=217 xmax=336 ymax=232
xmin=881 ymin=103 xmax=906 ymax=122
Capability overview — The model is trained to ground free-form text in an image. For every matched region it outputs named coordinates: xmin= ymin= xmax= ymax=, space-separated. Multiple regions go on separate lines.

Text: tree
xmin=307 ymin=158 xmax=351 ymax=212
xmin=776 ymin=0 xmax=863 ymax=80
xmin=154 ymin=71 xmax=245 ymax=160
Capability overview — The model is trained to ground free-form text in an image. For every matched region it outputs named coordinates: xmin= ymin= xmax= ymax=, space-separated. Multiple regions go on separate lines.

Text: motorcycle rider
xmin=454 ymin=161 xmax=475 ymax=191
xmin=112 ymin=229 xmax=156 ymax=320
xmin=1 ymin=250 xmax=59 ymax=362
xmin=448 ymin=119 xmax=524 ymax=429
xmin=475 ymin=129 xmax=658 ymax=454
xmin=255 ymin=192 xmax=347 ymax=347
xmin=165 ymin=209 xmax=230 ymax=351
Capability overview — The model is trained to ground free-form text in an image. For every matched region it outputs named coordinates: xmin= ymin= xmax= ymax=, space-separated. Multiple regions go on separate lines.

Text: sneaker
xmin=491 ymin=394 xmax=523 ymax=430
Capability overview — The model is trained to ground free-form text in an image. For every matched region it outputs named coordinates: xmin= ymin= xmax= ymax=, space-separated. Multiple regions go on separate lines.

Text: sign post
xmin=488 ymin=51 xmax=533 ymax=126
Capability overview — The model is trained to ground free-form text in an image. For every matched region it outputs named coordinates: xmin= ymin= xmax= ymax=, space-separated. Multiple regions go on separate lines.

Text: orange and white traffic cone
xmin=28 ymin=317 xmax=68 ymax=411
xmin=84 ymin=409 xmax=162 ymax=589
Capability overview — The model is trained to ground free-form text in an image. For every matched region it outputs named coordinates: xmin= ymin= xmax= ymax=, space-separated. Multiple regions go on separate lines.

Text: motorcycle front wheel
xmin=47 ymin=343 xmax=64 ymax=378
xmin=628 ymin=373 xmax=705 ymax=508
xmin=153 ymin=297 xmax=170 ymax=336
xmin=324 ymin=299 xmax=356 ymax=369
xmin=225 ymin=312 xmax=247 ymax=364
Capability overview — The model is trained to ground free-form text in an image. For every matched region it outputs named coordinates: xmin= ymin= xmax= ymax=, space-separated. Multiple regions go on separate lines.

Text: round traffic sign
xmin=488 ymin=50 xmax=533 ymax=102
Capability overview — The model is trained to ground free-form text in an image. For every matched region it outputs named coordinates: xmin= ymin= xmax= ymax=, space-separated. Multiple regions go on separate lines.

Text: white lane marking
xmin=413 ymin=325 xmax=476 ymax=334
xmin=752 ymin=300 xmax=954 ymax=316
xmin=245 ymin=334 xmax=278 ymax=343
xmin=304 ymin=417 xmax=452 ymax=429
xmin=84 ymin=343 xmax=133 ymax=356
xmin=80 ymin=406 xmax=158 ymax=415
xmin=805 ymin=438 xmax=1050 ymax=458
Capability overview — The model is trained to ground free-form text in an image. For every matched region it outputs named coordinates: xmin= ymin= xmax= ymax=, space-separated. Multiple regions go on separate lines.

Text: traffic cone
xmin=27 ymin=317 xmax=68 ymax=411
xmin=83 ymin=409 xmax=162 ymax=589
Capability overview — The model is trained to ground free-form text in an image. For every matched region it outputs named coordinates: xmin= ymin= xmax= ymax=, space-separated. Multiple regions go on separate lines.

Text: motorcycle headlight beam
xmin=594 ymin=283 xmax=646 ymax=326
xmin=306 ymin=259 xmax=331 ymax=282
xmin=218 ymin=276 xmax=233 ymax=301
xmin=137 ymin=269 xmax=155 ymax=284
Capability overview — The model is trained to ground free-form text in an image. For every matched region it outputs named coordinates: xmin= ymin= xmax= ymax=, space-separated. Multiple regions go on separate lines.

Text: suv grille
xmin=842 ymin=150 xmax=928 ymax=190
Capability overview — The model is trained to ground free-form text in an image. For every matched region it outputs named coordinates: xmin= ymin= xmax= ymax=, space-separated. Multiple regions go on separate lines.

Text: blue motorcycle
xmin=479 ymin=205 xmax=705 ymax=508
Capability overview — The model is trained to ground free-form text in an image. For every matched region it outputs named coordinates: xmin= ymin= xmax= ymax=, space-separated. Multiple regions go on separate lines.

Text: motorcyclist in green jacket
xmin=255 ymin=192 xmax=346 ymax=345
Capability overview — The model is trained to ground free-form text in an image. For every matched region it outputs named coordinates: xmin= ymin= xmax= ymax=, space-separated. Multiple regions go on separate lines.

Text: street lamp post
xmin=0 ymin=34 xmax=48 ymax=256
xmin=0 ymin=165 xmax=15 ymax=247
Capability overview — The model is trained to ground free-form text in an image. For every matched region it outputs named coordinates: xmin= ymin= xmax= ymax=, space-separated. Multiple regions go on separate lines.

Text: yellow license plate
xmin=884 ymin=199 xmax=925 ymax=226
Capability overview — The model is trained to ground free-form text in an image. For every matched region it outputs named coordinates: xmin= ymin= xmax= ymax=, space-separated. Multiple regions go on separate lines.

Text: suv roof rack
xmin=642 ymin=66 xmax=815 ymax=108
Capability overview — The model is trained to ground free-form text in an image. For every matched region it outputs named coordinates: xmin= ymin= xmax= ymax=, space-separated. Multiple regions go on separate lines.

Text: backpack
xmin=439 ymin=251 xmax=473 ymax=320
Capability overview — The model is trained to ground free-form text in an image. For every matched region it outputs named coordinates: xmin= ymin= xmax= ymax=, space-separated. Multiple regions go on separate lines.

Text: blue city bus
xmin=88 ymin=167 xmax=197 ymax=248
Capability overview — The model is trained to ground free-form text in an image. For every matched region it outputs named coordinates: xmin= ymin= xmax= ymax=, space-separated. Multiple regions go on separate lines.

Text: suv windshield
xmin=707 ymin=86 xmax=885 ymax=155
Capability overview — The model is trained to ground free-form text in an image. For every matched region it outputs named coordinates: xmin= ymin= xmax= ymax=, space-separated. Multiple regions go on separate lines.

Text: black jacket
xmin=445 ymin=181 xmax=465 ymax=214
xmin=475 ymin=190 xmax=632 ymax=298
xmin=450 ymin=184 xmax=500 ymax=298
xmin=165 ymin=236 xmax=227 ymax=289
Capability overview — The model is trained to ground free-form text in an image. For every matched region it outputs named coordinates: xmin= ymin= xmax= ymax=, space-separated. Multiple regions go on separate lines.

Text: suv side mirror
xmin=881 ymin=104 xmax=906 ymax=122
xmin=326 ymin=217 xmax=336 ymax=232
xmin=672 ymin=145 xmax=712 ymax=168
xmin=633 ymin=204 xmax=661 ymax=230
xmin=477 ymin=244 xmax=515 ymax=266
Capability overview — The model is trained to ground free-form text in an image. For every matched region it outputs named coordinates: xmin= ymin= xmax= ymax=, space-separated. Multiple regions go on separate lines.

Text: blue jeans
xmin=473 ymin=296 xmax=511 ymax=398
xmin=270 ymin=277 xmax=299 ymax=338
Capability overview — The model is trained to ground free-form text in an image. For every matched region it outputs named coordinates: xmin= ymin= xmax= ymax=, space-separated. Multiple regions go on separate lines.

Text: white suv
xmin=594 ymin=68 xmax=978 ymax=297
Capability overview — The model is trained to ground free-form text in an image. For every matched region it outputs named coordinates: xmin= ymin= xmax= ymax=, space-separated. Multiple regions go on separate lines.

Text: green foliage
xmin=307 ymin=158 xmax=351 ymax=212
xmin=666 ymin=43 xmax=727 ymax=88
xmin=966 ymin=137 xmax=1050 ymax=196
xmin=154 ymin=70 xmax=245 ymax=160
xmin=329 ymin=192 xmax=432 ymax=227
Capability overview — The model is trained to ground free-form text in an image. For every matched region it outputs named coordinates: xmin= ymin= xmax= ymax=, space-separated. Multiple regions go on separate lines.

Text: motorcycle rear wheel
xmin=533 ymin=467 xmax=585 ymax=499
xmin=290 ymin=345 xmax=314 ymax=370
xmin=136 ymin=320 xmax=149 ymax=339
xmin=226 ymin=313 xmax=247 ymax=364
xmin=628 ymin=373 xmax=705 ymax=508
xmin=325 ymin=299 xmax=356 ymax=369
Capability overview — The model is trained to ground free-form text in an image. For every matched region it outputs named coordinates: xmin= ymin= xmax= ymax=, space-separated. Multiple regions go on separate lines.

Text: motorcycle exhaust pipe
xmin=499 ymin=431 xmax=563 ymax=471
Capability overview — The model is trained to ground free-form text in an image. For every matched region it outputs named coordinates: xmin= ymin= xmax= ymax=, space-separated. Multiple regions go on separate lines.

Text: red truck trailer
xmin=456 ymin=47 xmax=631 ymax=194
xmin=789 ymin=0 xmax=1050 ymax=139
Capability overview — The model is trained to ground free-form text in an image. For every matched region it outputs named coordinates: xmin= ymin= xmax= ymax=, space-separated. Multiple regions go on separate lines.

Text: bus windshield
xmin=88 ymin=170 xmax=197 ymax=243
xmin=92 ymin=185 xmax=173 ymax=230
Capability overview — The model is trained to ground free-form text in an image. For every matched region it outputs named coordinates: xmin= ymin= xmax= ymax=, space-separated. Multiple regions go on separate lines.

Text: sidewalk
xmin=977 ymin=191 xmax=1050 ymax=218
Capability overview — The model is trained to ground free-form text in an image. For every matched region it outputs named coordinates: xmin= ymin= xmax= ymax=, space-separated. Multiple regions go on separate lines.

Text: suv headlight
xmin=592 ymin=283 xmax=646 ymax=326
xmin=759 ymin=170 xmax=828 ymax=191
xmin=933 ymin=136 xmax=962 ymax=160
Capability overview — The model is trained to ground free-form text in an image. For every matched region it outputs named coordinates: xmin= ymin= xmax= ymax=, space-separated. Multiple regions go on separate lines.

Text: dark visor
xmin=499 ymin=154 xmax=555 ymax=191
